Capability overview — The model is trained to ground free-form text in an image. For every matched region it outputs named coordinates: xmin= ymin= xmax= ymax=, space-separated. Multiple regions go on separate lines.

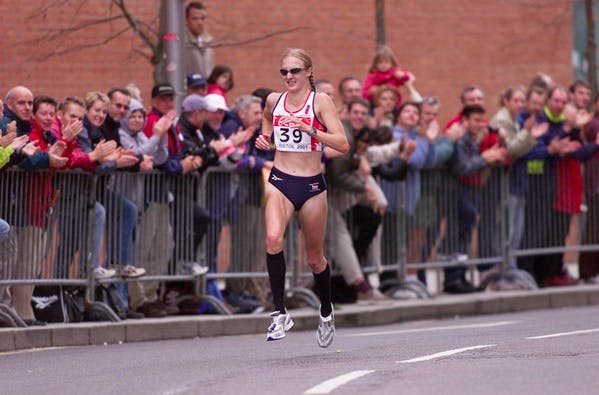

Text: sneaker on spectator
xmin=119 ymin=265 xmax=146 ymax=279
xmin=544 ymin=271 xmax=578 ymax=287
xmin=178 ymin=262 xmax=209 ymax=276
xmin=136 ymin=301 xmax=167 ymax=318
xmin=266 ymin=311 xmax=294 ymax=341
xmin=93 ymin=267 xmax=116 ymax=280
xmin=390 ymin=288 xmax=420 ymax=300
xmin=316 ymin=305 xmax=335 ymax=348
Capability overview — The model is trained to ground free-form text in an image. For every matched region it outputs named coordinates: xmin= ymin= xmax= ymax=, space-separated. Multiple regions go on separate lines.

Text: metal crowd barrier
xmin=337 ymin=158 xmax=599 ymax=299
xmin=2 ymin=156 xmax=599 ymax=325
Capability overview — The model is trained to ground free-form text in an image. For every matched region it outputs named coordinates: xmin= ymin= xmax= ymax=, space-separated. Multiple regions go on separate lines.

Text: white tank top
xmin=271 ymin=91 xmax=326 ymax=152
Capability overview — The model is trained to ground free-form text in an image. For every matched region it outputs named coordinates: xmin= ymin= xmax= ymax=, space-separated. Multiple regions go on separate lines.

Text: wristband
xmin=308 ymin=127 xmax=318 ymax=137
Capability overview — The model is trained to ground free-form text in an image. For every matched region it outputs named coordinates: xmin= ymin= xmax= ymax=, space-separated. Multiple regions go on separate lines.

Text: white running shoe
xmin=316 ymin=305 xmax=335 ymax=348
xmin=93 ymin=267 xmax=116 ymax=280
xmin=266 ymin=311 xmax=294 ymax=341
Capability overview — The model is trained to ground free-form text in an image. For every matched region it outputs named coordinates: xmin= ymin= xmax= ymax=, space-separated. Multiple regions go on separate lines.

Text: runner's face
xmin=281 ymin=56 xmax=309 ymax=92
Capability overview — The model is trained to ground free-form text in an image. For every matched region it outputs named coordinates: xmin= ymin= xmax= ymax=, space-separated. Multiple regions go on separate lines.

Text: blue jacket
xmin=381 ymin=126 xmax=431 ymax=215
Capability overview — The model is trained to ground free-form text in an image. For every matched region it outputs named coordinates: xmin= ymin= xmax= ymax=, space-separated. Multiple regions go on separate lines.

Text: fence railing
xmin=1 ymin=162 xmax=598 ymax=325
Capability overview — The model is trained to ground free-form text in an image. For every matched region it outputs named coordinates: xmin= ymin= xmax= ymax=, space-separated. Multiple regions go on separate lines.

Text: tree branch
xmin=20 ymin=15 xmax=125 ymax=45
xmin=27 ymin=26 xmax=132 ymax=61
xmin=111 ymin=0 xmax=158 ymax=58
xmin=211 ymin=26 xmax=310 ymax=48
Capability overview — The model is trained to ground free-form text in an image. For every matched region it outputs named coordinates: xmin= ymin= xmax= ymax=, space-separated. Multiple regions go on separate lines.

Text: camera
xmin=187 ymin=145 xmax=219 ymax=168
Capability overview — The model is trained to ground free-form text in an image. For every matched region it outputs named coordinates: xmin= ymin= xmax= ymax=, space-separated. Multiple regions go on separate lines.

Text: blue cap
xmin=187 ymin=73 xmax=207 ymax=88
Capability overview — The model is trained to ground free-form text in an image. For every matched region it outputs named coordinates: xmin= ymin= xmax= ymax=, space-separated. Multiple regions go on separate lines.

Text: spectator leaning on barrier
xmin=442 ymin=104 xmax=507 ymax=294
xmin=379 ymin=101 xmax=431 ymax=280
xmin=217 ymin=94 xmax=271 ymax=311
xmin=176 ymin=93 xmax=217 ymax=267
xmin=489 ymin=87 xmax=548 ymax=277
xmin=119 ymin=98 xmax=177 ymax=318
xmin=80 ymin=91 xmax=144 ymax=284
xmin=519 ymin=86 xmax=590 ymax=287
xmin=0 ymin=108 xmax=35 ymax=323
xmin=326 ymin=98 xmax=389 ymax=303
xmin=1 ymin=86 xmax=56 ymax=326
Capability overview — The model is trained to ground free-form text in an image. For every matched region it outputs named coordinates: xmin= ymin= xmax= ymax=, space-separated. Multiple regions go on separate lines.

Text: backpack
xmin=94 ymin=284 xmax=127 ymax=320
xmin=31 ymin=286 xmax=85 ymax=323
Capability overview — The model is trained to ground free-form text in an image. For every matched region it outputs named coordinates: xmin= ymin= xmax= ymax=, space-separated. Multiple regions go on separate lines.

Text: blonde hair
xmin=85 ymin=91 xmax=109 ymax=111
xmin=369 ymin=45 xmax=398 ymax=72
xmin=281 ymin=48 xmax=315 ymax=91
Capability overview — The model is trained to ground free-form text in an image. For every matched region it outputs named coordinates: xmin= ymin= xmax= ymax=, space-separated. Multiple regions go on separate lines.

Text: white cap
xmin=204 ymin=93 xmax=229 ymax=111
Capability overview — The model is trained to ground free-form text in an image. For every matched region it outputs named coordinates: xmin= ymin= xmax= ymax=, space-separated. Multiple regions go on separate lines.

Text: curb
xmin=2 ymin=285 xmax=599 ymax=352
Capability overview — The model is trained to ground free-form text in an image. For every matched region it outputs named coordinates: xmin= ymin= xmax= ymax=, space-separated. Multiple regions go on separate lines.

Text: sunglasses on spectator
xmin=279 ymin=68 xmax=303 ymax=76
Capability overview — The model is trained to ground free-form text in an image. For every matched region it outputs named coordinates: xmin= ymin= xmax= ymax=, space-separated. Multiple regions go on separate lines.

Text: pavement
xmin=2 ymin=284 xmax=599 ymax=352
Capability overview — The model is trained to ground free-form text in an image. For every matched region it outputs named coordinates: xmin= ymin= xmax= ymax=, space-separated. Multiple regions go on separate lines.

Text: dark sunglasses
xmin=279 ymin=68 xmax=303 ymax=76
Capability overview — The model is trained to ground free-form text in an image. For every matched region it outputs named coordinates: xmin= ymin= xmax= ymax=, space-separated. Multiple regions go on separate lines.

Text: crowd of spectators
xmin=1 ymin=1 xmax=599 ymax=325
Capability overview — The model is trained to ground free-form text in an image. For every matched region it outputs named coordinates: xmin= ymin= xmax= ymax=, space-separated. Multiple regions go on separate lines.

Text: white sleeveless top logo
xmin=272 ymin=91 xmax=326 ymax=152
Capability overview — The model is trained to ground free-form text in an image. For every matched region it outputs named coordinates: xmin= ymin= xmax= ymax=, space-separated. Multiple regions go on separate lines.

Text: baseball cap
xmin=204 ymin=93 xmax=229 ymax=111
xmin=151 ymin=83 xmax=175 ymax=98
xmin=187 ymin=73 xmax=207 ymax=88
xmin=181 ymin=94 xmax=217 ymax=113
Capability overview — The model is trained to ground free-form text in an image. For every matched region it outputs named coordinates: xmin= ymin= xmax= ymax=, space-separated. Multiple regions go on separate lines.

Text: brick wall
xmin=0 ymin=0 xmax=572 ymax=125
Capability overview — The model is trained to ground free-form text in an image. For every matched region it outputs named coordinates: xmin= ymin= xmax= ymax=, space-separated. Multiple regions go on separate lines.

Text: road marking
xmin=397 ymin=344 xmax=496 ymax=364
xmin=347 ymin=321 xmax=516 ymax=337
xmin=526 ymin=327 xmax=599 ymax=340
xmin=0 ymin=346 xmax=64 ymax=356
xmin=304 ymin=370 xmax=375 ymax=394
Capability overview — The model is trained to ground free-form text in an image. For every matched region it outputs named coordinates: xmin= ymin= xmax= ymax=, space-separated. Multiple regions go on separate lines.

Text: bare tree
xmin=23 ymin=0 xmax=308 ymax=82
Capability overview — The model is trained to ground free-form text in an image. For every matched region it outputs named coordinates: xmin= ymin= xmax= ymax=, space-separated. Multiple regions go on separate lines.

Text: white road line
xmin=526 ymin=328 xmax=599 ymax=340
xmin=347 ymin=321 xmax=516 ymax=337
xmin=304 ymin=370 xmax=375 ymax=394
xmin=397 ymin=344 xmax=496 ymax=364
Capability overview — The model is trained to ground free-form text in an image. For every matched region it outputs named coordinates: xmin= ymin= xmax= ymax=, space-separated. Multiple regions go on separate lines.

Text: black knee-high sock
xmin=267 ymin=251 xmax=286 ymax=313
xmin=313 ymin=263 xmax=332 ymax=317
